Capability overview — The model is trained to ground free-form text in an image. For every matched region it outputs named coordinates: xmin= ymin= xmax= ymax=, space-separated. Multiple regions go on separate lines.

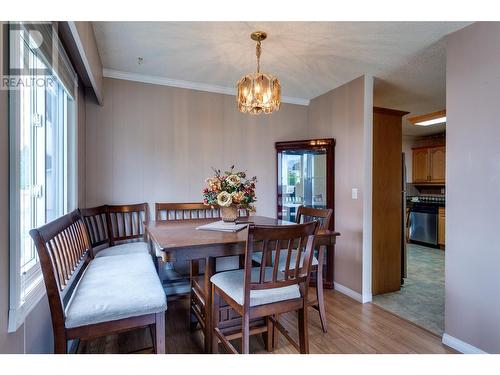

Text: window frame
xmin=8 ymin=22 xmax=78 ymax=333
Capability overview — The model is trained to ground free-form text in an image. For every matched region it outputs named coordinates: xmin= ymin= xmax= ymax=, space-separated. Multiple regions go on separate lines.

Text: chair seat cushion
xmin=251 ymin=250 xmax=318 ymax=270
xmin=210 ymin=267 xmax=300 ymax=307
xmin=65 ymin=253 xmax=167 ymax=329
xmin=95 ymin=241 xmax=149 ymax=258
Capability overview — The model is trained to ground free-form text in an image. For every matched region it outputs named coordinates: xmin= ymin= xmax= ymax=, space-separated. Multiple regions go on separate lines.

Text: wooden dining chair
xmin=154 ymin=202 xmax=221 ymax=301
xmin=154 ymin=202 xmax=248 ymax=337
xmin=211 ymin=221 xmax=319 ymax=354
xmin=252 ymin=205 xmax=333 ymax=333
xmin=295 ymin=206 xmax=333 ymax=333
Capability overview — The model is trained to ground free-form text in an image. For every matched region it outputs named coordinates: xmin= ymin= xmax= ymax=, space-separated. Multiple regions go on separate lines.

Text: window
xmin=8 ymin=22 xmax=77 ymax=332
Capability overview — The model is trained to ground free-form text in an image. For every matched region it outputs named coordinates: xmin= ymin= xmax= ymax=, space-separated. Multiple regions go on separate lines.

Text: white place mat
xmin=196 ymin=220 xmax=248 ymax=233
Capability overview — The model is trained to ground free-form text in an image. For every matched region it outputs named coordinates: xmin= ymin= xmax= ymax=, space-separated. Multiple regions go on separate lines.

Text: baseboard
xmin=442 ymin=333 xmax=488 ymax=354
xmin=362 ymin=293 xmax=373 ymax=303
xmin=334 ymin=282 xmax=369 ymax=303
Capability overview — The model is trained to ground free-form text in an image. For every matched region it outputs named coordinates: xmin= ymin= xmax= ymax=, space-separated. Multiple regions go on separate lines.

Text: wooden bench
xmin=30 ymin=208 xmax=166 ymax=354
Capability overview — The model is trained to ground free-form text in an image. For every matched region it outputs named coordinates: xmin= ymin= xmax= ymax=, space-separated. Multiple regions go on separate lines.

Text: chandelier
xmin=237 ymin=31 xmax=281 ymax=115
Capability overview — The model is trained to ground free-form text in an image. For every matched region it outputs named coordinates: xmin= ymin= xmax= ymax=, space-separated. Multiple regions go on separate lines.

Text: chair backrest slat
xmin=272 ymin=240 xmax=281 ymax=283
xmin=243 ymin=222 xmax=318 ymax=306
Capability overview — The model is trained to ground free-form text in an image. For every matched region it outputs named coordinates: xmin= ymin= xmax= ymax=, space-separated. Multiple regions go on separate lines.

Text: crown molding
xmin=102 ymin=69 xmax=310 ymax=106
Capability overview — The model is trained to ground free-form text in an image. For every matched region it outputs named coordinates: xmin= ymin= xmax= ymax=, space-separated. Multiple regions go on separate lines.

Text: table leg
xmin=204 ymin=256 xmax=216 ymax=353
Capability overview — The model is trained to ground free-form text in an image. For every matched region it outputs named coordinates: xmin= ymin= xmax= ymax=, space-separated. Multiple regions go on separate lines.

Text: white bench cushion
xmin=210 ymin=267 xmax=300 ymax=307
xmin=252 ymin=250 xmax=318 ymax=270
xmin=65 ymin=253 xmax=166 ymax=329
xmin=95 ymin=241 xmax=149 ymax=258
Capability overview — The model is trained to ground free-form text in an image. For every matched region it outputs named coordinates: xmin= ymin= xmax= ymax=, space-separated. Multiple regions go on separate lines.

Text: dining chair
xmin=154 ymin=202 xmax=221 ymax=300
xmin=154 ymin=202 xmax=248 ymax=333
xmin=252 ymin=205 xmax=333 ymax=333
xmin=211 ymin=221 xmax=319 ymax=354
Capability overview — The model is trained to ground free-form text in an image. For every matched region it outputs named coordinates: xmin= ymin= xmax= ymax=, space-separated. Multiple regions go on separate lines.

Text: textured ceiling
xmin=92 ymin=21 xmax=470 ymax=136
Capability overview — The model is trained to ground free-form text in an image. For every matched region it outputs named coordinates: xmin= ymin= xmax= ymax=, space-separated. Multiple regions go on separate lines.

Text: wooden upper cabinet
xmin=430 ymin=146 xmax=446 ymax=183
xmin=412 ymin=146 xmax=445 ymax=183
xmin=413 ymin=148 xmax=430 ymax=182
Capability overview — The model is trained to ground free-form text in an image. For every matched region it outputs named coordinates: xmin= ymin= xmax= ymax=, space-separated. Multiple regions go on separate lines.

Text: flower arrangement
xmin=203 ymin=166 xmax=257 ymax=219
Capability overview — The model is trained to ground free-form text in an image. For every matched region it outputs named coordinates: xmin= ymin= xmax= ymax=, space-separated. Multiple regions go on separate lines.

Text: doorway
xmin=372 ymin=121 xmax=446 ymax=336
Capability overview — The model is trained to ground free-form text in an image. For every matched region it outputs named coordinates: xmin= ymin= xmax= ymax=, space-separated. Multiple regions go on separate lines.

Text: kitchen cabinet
xmin=412 ymin=145 xmax=446 ymax=183
xmin=413 ymin=148 xmax=430 ymax=182
xmin=438 ymin=207 xmax=445 ymax=247
xmin=430 ymin=146 xmax=446 ymax=183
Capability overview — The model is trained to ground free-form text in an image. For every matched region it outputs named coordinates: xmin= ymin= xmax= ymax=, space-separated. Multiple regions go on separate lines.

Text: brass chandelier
xmin=237 ymin=31 xmax=281 ymax=115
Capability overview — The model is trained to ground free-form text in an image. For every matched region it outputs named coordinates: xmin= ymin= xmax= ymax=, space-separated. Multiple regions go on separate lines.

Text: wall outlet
xmin=352 ymin=188 xmax=358 ymax=200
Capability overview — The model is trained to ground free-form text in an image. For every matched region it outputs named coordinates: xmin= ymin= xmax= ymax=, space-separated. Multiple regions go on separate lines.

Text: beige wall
xmin=307 ymin=75 xmax=373 ymax=297
xmin=445 ymin=22 xmax=500 ymax=353
xmin=85 ymin=78 xmax=309 ymax=216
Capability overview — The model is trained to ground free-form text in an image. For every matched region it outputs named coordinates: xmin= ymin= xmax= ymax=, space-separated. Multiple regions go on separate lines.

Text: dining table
xmin=145 ymin=215 xmax=340 ymax=353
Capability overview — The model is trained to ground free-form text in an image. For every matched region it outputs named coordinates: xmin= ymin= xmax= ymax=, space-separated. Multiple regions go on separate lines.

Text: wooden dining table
xmin=145 ymin=215 xmax=340 ymax=353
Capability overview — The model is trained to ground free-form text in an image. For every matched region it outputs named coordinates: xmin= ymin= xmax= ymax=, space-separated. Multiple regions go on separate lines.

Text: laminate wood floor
xmin=77 ymin=289 xmax=455 ymax=354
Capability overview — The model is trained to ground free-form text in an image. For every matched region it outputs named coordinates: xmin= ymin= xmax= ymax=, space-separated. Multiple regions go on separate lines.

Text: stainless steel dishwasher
xmin=409 ymin=203 xmax=438 ymax=246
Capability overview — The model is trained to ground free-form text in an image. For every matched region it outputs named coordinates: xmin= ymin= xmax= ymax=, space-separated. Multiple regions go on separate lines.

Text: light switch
xmin=351 ymin=188 xmax=358 ymax=200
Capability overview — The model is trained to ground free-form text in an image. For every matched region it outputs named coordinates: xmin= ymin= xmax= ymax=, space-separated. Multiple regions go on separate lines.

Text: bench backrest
xmin=29 ymin=210 xmax=93 ymax=331
xmin=79 ymin=205 xmax=109 ymax=248
xmin=107 ymin=203 xmax=149 ymax=245
xmin=80 ymin=203 xmax=149 ymax=248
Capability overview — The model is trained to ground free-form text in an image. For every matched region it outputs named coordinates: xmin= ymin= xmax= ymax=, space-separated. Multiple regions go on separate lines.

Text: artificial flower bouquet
xmin=203 ymin=166 xmax=257 ymax=221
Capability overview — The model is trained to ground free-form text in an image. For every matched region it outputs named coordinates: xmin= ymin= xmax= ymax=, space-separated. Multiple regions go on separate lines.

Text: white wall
xmin=445 ymin=22 xmax=500 ymax=354
xmin=85 ymin=78 xmax=309 ymax=217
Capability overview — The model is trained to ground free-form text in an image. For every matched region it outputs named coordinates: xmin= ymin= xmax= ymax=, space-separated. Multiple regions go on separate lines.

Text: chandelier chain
xmin=256 ymin=41 xmax=261 ymax=73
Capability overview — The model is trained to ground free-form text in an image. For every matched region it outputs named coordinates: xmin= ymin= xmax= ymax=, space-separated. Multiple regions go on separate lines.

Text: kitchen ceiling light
xmin=408 ymin=109 xmax=446 ymax=127
xmin=237 ymin=31 xmax=281 ymax=115
xmin=415 ymin=116 xmax=447 ymax=126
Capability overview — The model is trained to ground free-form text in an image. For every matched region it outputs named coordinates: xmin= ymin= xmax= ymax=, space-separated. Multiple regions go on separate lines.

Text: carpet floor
xmin=372 ymin=243 xmax=445 ymax=335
